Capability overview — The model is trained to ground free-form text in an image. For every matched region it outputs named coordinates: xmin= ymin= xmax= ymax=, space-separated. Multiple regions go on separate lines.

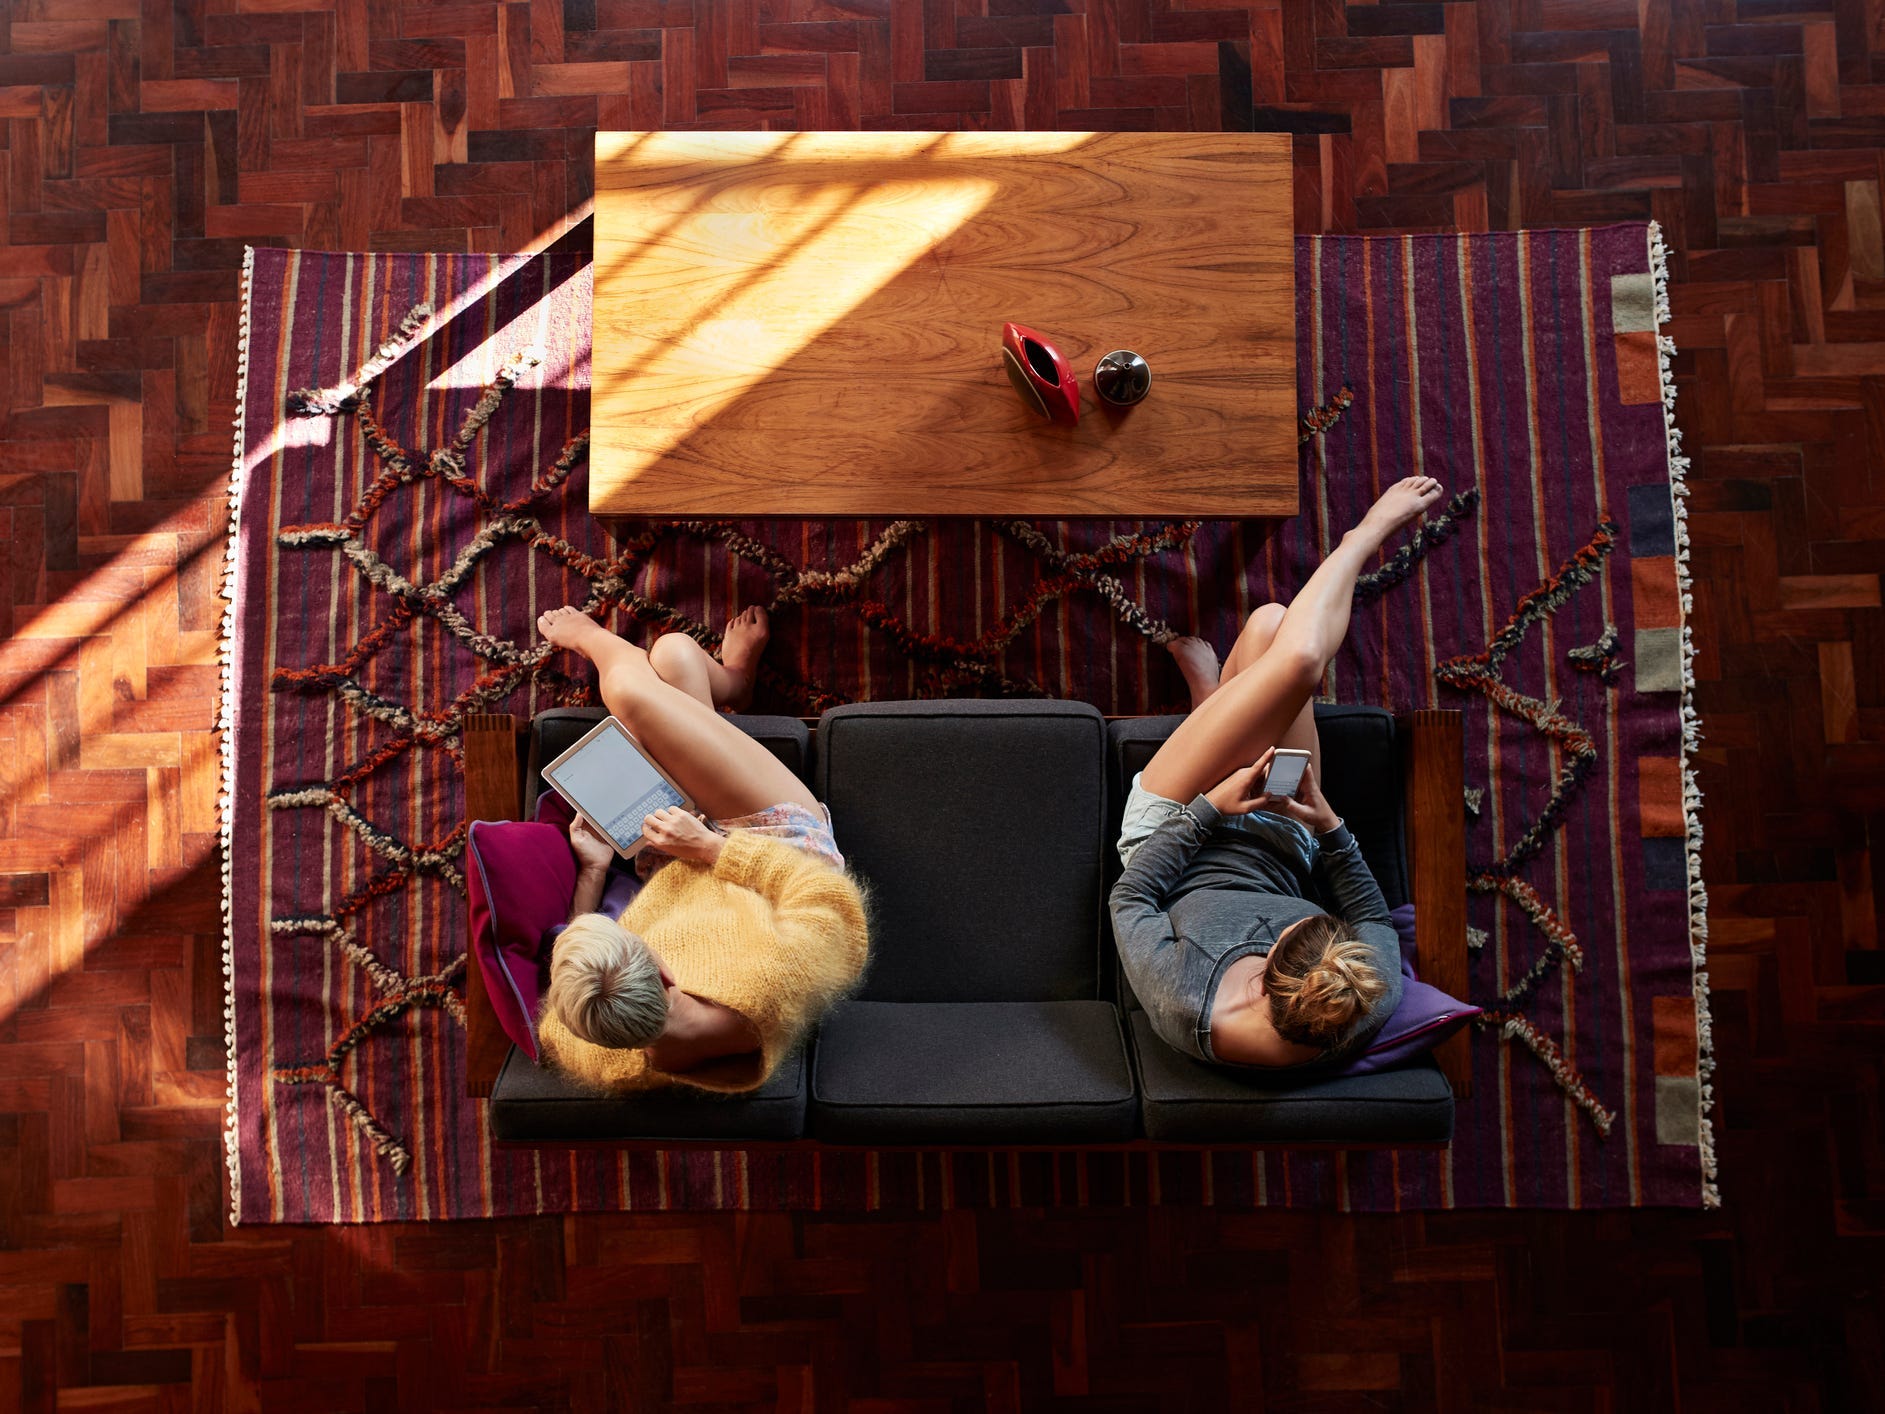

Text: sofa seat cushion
xmin=1128 ymin=1013 xmax=1453 ymax=1143
xmin=488 ymin=1046 xmax=807 ymax=1143
xmin=811 ymin=1000 xmax=1137 ymax=1144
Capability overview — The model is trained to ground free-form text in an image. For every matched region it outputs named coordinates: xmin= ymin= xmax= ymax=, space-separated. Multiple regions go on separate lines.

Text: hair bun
xmin=1312 ymin=950 xmax=1366 ymax=998
xmin=1266 ymin=921 xmax=1389 ymax=1049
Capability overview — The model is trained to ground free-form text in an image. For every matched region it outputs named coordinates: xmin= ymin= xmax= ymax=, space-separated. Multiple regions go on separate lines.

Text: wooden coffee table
xmin=590 ymin=131 xmax=1296 ymax=518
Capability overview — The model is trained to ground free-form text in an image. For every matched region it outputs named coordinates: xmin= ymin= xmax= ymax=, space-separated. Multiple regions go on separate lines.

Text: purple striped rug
xmin=221 ymin=224 xmax=1710 ymax=1222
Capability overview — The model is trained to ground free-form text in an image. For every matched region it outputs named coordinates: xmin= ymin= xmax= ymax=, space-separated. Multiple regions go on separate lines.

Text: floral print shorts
xmin=635 ymin=800 xmax=845 ymax=879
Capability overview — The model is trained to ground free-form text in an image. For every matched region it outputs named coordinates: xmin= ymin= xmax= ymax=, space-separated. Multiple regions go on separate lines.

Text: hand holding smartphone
xmin=1261 ymin=747 xmax=1311 ymax=800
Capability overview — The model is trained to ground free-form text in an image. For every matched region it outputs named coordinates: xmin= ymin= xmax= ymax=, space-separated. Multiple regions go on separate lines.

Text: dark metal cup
xmin=1093 ymin=349 xmax=1151 ymax=406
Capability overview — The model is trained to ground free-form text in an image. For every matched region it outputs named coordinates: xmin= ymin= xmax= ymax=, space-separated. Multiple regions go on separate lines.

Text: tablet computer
xmin=540 ymin=716 xmax=695 ymax=859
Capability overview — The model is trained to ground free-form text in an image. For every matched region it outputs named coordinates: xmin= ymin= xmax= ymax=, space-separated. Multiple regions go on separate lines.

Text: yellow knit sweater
xmin=537 ymin=831 xmax=869 ymax=1095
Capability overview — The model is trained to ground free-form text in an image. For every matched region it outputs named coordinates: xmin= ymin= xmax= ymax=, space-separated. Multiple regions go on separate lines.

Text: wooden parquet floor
xmin=0 ymin=1 xmax=1880 ymax=1409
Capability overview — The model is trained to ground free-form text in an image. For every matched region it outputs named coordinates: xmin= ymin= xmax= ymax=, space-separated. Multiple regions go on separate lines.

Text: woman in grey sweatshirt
xmin=1108 ymin=475 xmax=1443 ymax=1070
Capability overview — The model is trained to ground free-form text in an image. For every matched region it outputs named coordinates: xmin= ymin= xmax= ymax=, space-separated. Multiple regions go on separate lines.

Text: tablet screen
xmin=546 ymin=722 xmax=688 ymax=852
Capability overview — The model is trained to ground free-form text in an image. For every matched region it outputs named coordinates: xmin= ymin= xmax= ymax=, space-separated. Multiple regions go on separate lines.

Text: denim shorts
xmin=1116 ymin=772 xmax=1316 ymax=873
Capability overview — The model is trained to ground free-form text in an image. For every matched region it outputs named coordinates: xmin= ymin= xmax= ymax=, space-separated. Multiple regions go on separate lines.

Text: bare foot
xmin=537 ymin=605 xmax=612 ymax=659
xmin=1166 ymin=635 xmax=1221 ymax=711
xmin=715 ymin=606 xmax=769 ymax=712
xmin=1352 ymin=475 xmax=1444 ymax=551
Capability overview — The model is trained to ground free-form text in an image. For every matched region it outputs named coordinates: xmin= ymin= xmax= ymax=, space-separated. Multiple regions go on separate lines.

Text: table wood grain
xmin=591 ymin=131 xmax=1296 ymax=518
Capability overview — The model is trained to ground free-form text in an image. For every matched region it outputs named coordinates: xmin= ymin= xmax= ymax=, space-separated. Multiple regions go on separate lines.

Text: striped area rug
xmin=221 ymin=224 xmax=1709 ymax=1221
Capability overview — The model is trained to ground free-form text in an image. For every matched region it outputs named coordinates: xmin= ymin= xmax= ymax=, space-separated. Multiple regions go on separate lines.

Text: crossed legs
xmin=537 ymin=605 xmax=820 ymax=819
xmin=1167 ymin=602 xmax=1324 ymax=782
xmin=1139 ymin=475 xmax=1444 ymax=805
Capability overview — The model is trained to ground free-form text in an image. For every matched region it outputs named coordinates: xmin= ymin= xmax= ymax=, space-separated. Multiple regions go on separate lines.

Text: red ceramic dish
xmin=1000 ymin=322 xmax=1079 ymax=426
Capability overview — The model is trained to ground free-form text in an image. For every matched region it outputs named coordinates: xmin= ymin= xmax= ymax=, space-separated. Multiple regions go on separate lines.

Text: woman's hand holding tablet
xmin=541 ymin=716 xmax=697 ymax=859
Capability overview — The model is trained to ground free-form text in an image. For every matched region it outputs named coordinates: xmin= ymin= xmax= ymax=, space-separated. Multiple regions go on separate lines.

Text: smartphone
xmin=1263 ymin=748 xmax=1311 ymax=800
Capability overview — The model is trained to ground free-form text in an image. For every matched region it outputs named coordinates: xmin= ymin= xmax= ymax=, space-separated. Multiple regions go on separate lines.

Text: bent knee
xmin=1250 ymin=602 xmax=1288 ymax=635
xmin=646 ymin=631 xmax=705 ymax=680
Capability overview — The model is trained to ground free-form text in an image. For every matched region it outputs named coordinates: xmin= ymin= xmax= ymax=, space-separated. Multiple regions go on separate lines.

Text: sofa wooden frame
xmin=460 ymin=708 xmax=1472 ymax=1115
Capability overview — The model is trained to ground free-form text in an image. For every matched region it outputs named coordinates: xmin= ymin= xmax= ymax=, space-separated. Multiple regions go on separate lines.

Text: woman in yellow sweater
xmin=532 ymin=604 xmax=869 ymax=1094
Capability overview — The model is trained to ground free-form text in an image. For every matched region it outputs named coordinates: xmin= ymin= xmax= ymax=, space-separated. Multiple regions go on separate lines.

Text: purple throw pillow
xmin=466 ymin=817 xmax=577 ymax=1061
xmin=1332 ymin=903 xmax=1482 ymax=1075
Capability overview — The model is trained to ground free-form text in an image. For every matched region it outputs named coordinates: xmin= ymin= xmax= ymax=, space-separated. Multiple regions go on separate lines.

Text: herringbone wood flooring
xmin=0 ymin=1 xmax=1880 ymax=1409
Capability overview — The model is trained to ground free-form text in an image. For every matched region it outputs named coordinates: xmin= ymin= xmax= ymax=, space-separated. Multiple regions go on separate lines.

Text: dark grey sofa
xmin=462 ymin=699 xmax=1470 ymax=1149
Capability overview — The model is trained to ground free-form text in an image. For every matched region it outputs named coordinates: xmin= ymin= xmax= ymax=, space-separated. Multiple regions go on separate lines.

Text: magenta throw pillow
xmin=1333 ymin=903 xmax=1482 ymax=1075
xmin=466 ymin=818 xmax=578 ymax=1061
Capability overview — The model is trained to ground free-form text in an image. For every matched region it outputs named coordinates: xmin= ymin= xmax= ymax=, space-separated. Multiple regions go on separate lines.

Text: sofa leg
xmin=463 ymin=712 xmax=522 ymax=1099
xmin=1402 ymin=709 xmax=1471 ymax=1100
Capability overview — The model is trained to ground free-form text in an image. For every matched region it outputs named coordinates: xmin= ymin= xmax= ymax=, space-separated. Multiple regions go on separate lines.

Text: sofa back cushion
xmin=1106 ymin=704 xmax=1410 ymax=908
xmin=815 ymin=700 xmax=1108 ymax=1002
xmin=527 ymin=707 xmax=608 ymax=808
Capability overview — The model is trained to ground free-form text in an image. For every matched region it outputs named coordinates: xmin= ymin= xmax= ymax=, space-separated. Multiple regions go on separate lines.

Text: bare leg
xmin=1139 ymin=476 xmax=1442 ymax=803
xmin=1211 ymin=602 xmax=1322 ymax=781
xmin=646 ymin=607 xmax=767 ymax=713
xmin=538 ymin=606 xmax=818 ymax=818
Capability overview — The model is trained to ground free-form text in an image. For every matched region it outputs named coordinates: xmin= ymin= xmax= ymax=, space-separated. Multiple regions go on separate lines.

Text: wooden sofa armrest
xmin=1400 ymin=709 xmax=1471 ymax=1099
xmin=463 ymin=712 xmax=523 ymax=1099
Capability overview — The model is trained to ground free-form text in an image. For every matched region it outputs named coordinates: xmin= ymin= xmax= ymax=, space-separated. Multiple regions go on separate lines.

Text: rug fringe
xmin=1649 ymin=220 xmax=1718 ymax=1210
xmin=219 ymin=245 xmax=257 ymax=1226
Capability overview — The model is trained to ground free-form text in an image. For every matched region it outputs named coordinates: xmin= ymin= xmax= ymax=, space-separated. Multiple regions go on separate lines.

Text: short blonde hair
xmin=1265 ymin=914 xmax=1389 ymax=1050
xmin=545 ymin=913 xmax=669 ymax=1050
